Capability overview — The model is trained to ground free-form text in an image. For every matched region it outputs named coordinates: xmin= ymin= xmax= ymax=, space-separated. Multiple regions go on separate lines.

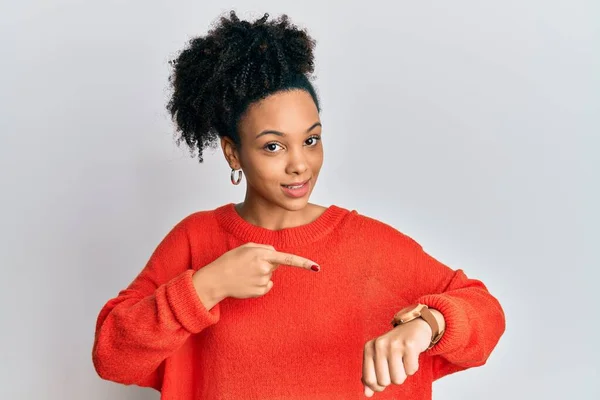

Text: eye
xmin=264 ymin=142 xmax=283 ymax=152
xmin=305 ymin=135 xmax=321 ymax=147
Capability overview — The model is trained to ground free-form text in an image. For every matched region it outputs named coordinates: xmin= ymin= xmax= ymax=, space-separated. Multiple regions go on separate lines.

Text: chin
xmin=276 ymin=197 xmax=310 ymax=212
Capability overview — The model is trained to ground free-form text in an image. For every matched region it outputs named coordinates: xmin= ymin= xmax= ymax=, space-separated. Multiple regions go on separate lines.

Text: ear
xmin=221 ymin=136 xmax=241 ymax=170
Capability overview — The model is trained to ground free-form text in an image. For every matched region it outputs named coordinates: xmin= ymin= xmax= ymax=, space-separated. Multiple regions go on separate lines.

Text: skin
xmin=193 ymin=88 xmax=446 ymax=397
xmin=362 ymin=311 xmax=445 ymax=397
xmin=222 ymin=89 xmax=327 ymax=230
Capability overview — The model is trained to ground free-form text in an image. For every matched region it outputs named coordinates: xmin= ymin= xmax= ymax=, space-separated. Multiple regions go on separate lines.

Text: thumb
xmin=265 ymin=280 xmax=274 ymax=293
xmin=364 ymin=386 xmax=374 ymax=397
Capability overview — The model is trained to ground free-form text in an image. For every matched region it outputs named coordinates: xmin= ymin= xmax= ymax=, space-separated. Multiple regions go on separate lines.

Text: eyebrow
xmin=255 ymin=122 xmax=322 ymax=139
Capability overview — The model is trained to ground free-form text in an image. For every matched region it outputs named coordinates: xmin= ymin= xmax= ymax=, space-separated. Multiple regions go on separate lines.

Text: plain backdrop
xmin=1 ymin=0 xmax=598 ymax=399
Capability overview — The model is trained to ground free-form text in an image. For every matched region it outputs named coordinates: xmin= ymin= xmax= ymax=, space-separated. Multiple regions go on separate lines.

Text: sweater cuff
xmin=417 ymin=293 xmax=469 ymax=356
xmin=165 ymin=269 xmax=220 ymax=334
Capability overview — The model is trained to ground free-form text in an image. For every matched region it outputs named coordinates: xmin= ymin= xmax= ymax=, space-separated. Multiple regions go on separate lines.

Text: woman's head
xmin=166 ymin=11 xmax=322 ymax=211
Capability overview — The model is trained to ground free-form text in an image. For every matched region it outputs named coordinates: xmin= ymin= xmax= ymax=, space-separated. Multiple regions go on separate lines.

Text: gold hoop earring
xmin=230 ymin=169 xmax=243 ymax=185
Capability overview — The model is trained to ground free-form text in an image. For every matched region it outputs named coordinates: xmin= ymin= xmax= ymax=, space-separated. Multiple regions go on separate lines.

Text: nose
xmin=285 ymin=146 xmax=309 ymax=176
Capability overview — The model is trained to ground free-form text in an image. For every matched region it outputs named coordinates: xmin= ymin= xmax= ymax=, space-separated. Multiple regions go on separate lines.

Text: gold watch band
xmin=419 ymin=306 xmax=444 ymax=349
xmin=391 ymin=304 xmax=445 ymax=349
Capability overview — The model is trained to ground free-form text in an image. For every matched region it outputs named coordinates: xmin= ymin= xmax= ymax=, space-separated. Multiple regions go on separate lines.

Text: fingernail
xmin=311 ymin=265 xmax=320 ymax=272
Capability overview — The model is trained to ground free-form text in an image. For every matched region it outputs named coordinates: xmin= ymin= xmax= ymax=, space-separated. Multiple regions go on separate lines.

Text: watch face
xmin=396 ymin=304 xmax=423 ymax=323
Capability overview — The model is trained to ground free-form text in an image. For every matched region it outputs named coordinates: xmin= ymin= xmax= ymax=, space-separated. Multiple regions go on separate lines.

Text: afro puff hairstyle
xmin=166 ymin=11 xmax=321 ymax=163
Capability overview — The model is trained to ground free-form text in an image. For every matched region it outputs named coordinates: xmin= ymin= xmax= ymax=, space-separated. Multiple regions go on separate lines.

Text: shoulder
xmin=169 ymin=203 xmax=228 ymax=234
xmin=342 ymin=207 xmax=423 ymax=250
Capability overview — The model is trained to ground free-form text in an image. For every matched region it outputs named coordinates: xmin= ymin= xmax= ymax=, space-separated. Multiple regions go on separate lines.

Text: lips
xmin=281 ymin=179 xmax=311 ymax=198
xmin=281 ymin=179 xmax=309 ymax=188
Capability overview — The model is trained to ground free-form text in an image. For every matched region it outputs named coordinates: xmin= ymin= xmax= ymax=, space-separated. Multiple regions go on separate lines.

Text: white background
xmin=1 ymin=0 xmax=598 ymax=399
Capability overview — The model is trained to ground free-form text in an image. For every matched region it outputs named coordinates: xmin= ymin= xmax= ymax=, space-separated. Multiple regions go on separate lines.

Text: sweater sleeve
xmin=404 ymin=241 xmax=506 ymax=380
xmin=92 ymin=219 xmax=221 ymax=388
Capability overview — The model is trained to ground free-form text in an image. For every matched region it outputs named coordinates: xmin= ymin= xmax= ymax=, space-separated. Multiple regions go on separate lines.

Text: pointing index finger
xmin=266 ymin=250 xmax=320 ymax=272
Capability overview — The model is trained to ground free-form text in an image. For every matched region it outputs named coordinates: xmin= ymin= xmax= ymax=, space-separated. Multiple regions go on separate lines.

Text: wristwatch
xmin=391 ymin=304 xmax=445 ymax=350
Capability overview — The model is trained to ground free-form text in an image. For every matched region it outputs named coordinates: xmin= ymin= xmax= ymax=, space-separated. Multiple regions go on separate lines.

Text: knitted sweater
xmin=92 ymin=203 xmax=505 ymax=400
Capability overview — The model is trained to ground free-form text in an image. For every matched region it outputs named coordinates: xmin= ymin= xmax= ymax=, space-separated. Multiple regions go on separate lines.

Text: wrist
xmin=428 ymin=308 xmax=446 ymax=333
xmin=413 ymin=308 xmax=445 ymax=349
xmin=413 ymin=317 xmax=433 ymax=338
xmin=192 ymin=267 xmax=227 ymax=310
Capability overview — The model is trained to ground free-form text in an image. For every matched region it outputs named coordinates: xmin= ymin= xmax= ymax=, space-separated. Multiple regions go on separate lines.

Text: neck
xmin=236 ymin=192 xmax=316 ymax=231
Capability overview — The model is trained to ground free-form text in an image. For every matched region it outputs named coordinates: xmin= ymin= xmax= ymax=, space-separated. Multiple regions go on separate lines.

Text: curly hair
xmin=166 ymin=11 xmax=321 ymax=162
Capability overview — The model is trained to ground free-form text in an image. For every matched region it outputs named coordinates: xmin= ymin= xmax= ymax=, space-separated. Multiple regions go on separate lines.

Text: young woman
xmin=92 ymin=11 xmax=506 ymax=400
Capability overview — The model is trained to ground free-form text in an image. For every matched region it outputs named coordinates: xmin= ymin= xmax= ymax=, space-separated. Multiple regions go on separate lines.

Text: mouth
xmin=281 ymin=179 xmax=310 ymax=189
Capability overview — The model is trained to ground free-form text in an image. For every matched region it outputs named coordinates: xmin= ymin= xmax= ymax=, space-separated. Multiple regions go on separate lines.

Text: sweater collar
xmin=214 ymin=203 xmax=350 ymax=248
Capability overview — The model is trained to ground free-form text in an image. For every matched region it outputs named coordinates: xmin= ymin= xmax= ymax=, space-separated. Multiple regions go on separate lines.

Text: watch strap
xmin=419 ymin=306 xmax=444 ymax=349
xmin=391 ymin=304 xmax=445 ymax=350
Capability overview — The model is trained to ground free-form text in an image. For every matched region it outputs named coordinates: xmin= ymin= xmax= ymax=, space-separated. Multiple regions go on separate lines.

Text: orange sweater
xmin=93 ymin=203 xmax=505 ymax=400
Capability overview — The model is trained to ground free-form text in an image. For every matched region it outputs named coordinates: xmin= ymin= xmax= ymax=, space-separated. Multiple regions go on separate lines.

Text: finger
xmin=363 ymin=341 xmax=386 ymax=394
xmin=264 ymin=250 xmax=319 ymax=271
xmin=362 ymin=348 xmax=378 ymax=396
xmin=403 ymin=347 xmax=420 ymax=377
xmin=263 ymin=280 xmax=274 ymax=294
xmin=255 ymin=279 xmax=274 ymax=297
xmin=388 ymin=349 xmax=407 ymax=385
xmin=374 ymin=340 xmax=391 ymax=388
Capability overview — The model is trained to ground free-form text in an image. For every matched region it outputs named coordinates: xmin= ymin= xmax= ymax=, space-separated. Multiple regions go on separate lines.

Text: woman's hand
xmin=362 ymin=318 xmax=433 ymax=397
xmin=193 ymin=242 xmax=320 ymax=305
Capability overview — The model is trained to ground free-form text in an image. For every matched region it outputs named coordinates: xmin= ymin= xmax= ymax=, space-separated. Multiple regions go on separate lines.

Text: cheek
xmin=248 ymin=158 xmax=284 ymax=184
xmin=255 ymin=167 xmax=280 ymax=183
xmin=240 ymin=149 xmax=271 ymax=176
xmin=309 ymin=149 xmax=324 ymax=172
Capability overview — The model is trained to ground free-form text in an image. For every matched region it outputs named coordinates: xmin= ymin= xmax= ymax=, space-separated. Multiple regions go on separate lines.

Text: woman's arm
xmin=92 ymin=220 xmax=221 ymax=388
xmin=406 ymin=242 xmax=506 ymax=380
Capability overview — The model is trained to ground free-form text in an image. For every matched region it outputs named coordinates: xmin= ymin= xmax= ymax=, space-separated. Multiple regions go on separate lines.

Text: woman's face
xmin=223 ymin=89 xmax=323 ymax=212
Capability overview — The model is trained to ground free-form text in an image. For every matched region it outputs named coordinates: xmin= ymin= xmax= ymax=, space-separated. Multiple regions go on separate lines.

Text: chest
xmin=191 ymin=234 xmax=412 ymax=364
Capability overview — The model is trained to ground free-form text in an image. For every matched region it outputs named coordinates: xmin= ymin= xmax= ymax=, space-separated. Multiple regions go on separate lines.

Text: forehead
xmin=240 ymin=89 xmax=320 ymax=135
